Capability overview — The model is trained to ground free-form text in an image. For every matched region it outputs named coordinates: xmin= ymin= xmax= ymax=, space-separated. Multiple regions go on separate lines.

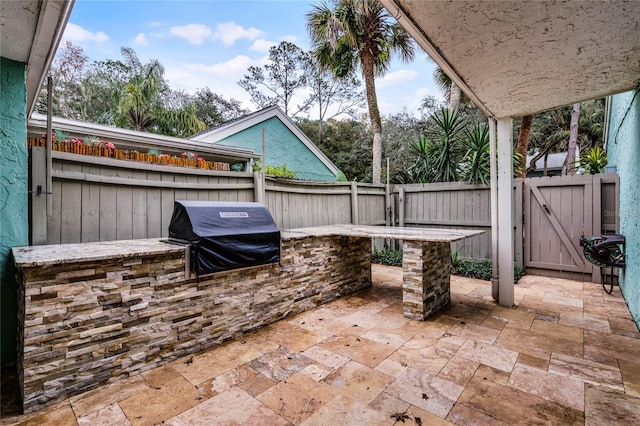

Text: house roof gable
xmin=191 ymin=106 xmax=340 ymax=175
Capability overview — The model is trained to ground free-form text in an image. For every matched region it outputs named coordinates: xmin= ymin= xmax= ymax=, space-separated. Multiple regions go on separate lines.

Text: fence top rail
xmin=393 ymin=183 xmax=490 ymax=193
xmin=265 ymin=177 xmax=385 ymax=189
xmin=50 ymin=150 xmax=254 ymax=178
xmin=524 ymin=173 xmax=618 ymax=185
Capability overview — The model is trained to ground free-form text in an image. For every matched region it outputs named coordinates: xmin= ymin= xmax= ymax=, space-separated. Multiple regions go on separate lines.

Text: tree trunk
xmin=362 ymin=55 xmax=383 ymax=184
xmin=543 ymin=153 xmax=548 ymax=176
xmin=562 ymin=103 xmax=581 ymax=175
xmin=449 ymin=83 xmax=462 ymax=111
xmin=515 ymin=114 xmax=534 ymax=178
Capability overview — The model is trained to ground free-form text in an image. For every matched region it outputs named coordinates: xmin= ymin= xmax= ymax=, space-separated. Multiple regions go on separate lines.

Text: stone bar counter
xmin=13 ymin=225 xmax=480 ymax=413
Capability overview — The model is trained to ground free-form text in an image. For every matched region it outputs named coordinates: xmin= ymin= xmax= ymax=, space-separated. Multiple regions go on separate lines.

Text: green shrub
xmin=372 ymin=249 xmax=525 ymax=283
xmin=252 ymin=160 xmax=296 ymax=178
xmin=371 ymin=249 xmax=403 ymax=267
xmin=453 ymin=258 xmax=525 ymax=283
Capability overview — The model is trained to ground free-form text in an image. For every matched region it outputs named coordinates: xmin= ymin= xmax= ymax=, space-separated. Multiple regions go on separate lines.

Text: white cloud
xmin=63 ymin=23 xmax=109 ymax=43
xmin=404 ymin=86 xmax=433 ymax=112
xmin=213 ymin=22 xmax=264 ymax=45
xmin=170 ymin=24 xmax=213 ymax=45
xmin=148 ymin=21 xmax=163 ymax=27
xmin=187 ymin=55 xmax=256 ymax=76
xmin=165 ymin=68 xmax=192 ymax=84
xmin=377 ymin=70 xmax=418 ymax=88
xmin=250 ymin=39 xmax=276 ymax=52
xmin=378 ymin=100 xmax=394 ymax=115
xmin=134 ymin=33 xmax=148 ymax=46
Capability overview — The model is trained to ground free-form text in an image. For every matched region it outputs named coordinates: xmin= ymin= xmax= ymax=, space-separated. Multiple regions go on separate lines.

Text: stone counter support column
xmin=402 ymin=241 xmax=452 ymax=320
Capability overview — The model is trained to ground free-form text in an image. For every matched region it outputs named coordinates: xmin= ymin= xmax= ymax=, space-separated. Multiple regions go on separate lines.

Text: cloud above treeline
xmin=170 ymin=23 xmax=213 ymax=44
xmin=167 ymin=21 xmax=264 ymax=46
xmin=63 ymin=23 xmax=109 ymax=43
xmin=134 ymin=33 xmax=148 ymax=46
xmin=378 ymin=70 xmax=418 ymax=88
xmin=213 ymin=22 xmax=264 ymax=45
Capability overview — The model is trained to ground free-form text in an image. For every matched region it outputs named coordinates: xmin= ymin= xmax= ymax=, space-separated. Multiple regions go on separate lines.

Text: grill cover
xmin=169 ymin=201 xmax=280 ymax=275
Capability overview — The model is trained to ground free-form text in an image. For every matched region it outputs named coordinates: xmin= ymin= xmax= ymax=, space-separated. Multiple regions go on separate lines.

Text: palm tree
xmin=115 ymin=47 xmax=166 ymax=131
xmin=433 ymin=67 xmax=468 ymax=111
xmin=307 ymin=0 xmax=415 ymax=184
xmin=514 ymin=114 xmax=534 ymax=178
xmin=561 ymin=103 xmax=581 ymax=175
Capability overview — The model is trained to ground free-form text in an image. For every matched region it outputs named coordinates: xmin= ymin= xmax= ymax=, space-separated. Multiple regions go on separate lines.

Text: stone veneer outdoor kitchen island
xmin=13 ymin=225 xmax=480 ymax=413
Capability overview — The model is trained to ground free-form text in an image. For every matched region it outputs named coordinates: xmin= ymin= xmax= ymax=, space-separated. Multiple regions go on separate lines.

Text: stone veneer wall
xmin=16 ymin=235 xmax=371 ymax=412
xmin=402 ymin=241 xmax=451 ymax=320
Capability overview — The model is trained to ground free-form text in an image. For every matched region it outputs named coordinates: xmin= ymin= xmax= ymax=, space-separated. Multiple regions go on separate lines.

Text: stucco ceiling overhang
xmin=1 ymin=0 xmax=74 ymax=115
xmin=380 ymin=0 xmax=640 ymax=118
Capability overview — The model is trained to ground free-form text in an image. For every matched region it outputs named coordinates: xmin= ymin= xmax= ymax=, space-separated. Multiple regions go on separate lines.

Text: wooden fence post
xmin=591 ymin=174 xmax=602 ymax=283
xmin=514 ymin=178 xmax=524 ymax=268
xmin=398 ymin=187 xmax=405 ymax=228
xmin=385 ymin=184 xmax=391 ymax=227
xmin=350 ymin=182 xmax=359 ymax=225
xmin=253 ymin=171 xmax=265 ymax=204
xmin=30 ymin=147 xmax=48 ymax=245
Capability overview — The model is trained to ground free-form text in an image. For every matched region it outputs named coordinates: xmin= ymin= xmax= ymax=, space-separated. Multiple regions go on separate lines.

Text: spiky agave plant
xmin=463 ymin=123 xmax=490 ymax=185
xmin=577 ymin=147 xmax=607 ymax=174
xmin=426 ymin=108 xmax=467 ymax=182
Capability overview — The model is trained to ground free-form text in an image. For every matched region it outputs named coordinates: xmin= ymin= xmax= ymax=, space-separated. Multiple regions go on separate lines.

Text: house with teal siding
xmin=191 ymin=106 xmax=341 ymax=182
xmin=605 ymin=88 xmax=640 ymax=326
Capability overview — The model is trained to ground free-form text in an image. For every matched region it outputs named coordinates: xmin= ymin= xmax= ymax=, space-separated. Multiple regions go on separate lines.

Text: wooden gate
xmin=524 ymin=174 xmax=619 ymax=280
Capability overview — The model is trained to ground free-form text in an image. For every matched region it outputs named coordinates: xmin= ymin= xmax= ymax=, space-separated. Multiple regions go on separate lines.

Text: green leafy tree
xmin=35 ymin=41 xmax=88 ymax=119
xmin=307 ymin=0 xmax=415 ymax=184
xmin=110 ymin=47 xmax=205 ymax=136
xmin=80 ymin=59 xmax=130 ymax=125
xmin=298 ymin=117 xmax=372 ymax=181
xmin=238 ymin=41 xmax=312 ymax=118
xmin=114 ymin=47 xmax=167 ymax=131
xmin=193 ymin=87 xmax=248 ymax=128
xmin=525 ymin=98 xmax=605 ymax=175
xmin=382 ymin=111 xmax=427 ymax=182
xmin=302 ymin=55 xmax=364 ymax=141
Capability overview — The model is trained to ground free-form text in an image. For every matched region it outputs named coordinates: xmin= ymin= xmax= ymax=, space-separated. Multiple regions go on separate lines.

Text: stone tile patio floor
xmin=2 ymin=265 xmax=640 ymax=425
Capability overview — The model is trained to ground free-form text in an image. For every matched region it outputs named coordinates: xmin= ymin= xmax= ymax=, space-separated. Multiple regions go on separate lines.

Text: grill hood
xmin=169 ymin=201 xmax=280 ymax=275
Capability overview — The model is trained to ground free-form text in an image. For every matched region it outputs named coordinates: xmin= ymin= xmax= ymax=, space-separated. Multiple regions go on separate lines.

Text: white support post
xmin=489 ymin=118 xmax=499 ymax=301
xmin=497 ymin=118 xmax=514 ymax=307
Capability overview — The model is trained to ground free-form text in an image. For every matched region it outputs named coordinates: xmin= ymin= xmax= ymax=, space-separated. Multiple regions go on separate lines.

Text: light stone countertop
xmin=281 ymin=224 xmax=483 ymax=242
xmin=12 ymin=238 xmax=186 ymax=268
xmin=13 ymin=225 xmax=482 ymax=268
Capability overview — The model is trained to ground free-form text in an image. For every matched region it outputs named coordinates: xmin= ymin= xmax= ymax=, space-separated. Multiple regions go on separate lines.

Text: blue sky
xmin=62 ymin=0 xmax=440 ymax=118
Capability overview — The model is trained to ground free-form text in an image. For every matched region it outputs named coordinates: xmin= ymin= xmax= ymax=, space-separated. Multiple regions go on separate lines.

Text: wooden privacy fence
xmin=264 ymin=178 xmax=386 ymax=230
xmin=524 ymin=174 xmax=619 ymax=281
xmin=29 ymin=147 xmax=619 ymax=281
xmin=29 ymin=147 xmax=386 ymax=245
xmin=30 ymin=148 xmax=255 ymax=245
xmin=391 ymin=181 xmax=524 ymax=266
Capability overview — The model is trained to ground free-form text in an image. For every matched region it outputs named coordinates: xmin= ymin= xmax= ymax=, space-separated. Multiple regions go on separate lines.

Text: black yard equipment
xmin=168 ymin=201 xmax=280 ymax=276
xmin=580 ymin=234 xmax=625 ymax=294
